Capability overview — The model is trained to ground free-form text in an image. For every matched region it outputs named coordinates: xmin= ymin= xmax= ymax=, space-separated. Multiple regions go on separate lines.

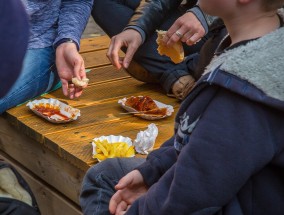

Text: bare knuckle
xmin=73 ymin=59 xmax=80 ymax=64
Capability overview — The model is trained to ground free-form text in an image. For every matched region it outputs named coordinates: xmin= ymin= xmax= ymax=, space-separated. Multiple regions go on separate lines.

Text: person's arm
xmin=135 ymin=145 xmax=178 ymax=187
xmin=0 ymin=0 xmax=29 ymax=98
xmin=106 ymin=0 xmax=182 ymax=69
xmin=127 ymin=88 xmax=279 ymax=214
xmin=53 ymin=0 xmax=93 ymax=99
xmin=127 ymin=0 xmax=183 ymax=40
xmin=187 ymin=5 xmax=216 ymax=35
xmin=53 ymin=0 xmax=93 ymax=50
xmin=125 ymin=1 xmax=212 ymax=42
xmin=163 ymin=4 xmax=217 ymax=47
xmin=127 ymin=1 xmax=213 ymax=45
xmin=108 ymin=136 xmax=177 ymax=214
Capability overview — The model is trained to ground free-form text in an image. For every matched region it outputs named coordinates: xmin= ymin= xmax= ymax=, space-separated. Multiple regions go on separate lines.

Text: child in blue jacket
xmin=80 ymin=0 xmax=284 ymax=214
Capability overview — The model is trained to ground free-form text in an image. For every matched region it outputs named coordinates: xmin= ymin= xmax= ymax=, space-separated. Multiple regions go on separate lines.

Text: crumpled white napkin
xmin=133 ymin=123 xmax=158 ymax=154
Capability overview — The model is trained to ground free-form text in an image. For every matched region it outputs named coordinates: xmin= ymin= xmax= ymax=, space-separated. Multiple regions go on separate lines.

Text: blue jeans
xmin=92 ymin=0 xmax=207 ymax=93
xmin=80 ymin=158 xmax=145 ymax=215
xmin=0 ymin=47 xmax=60 ymax=114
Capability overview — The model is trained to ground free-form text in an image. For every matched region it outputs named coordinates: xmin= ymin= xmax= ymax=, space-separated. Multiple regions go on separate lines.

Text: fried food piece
xmin=143 ymin=107 xmax=168 ymax=116
xmin=156 ymin=30 xmax=184 ymax=64
xmin=125 ymin=96 xmax=158 ymax=111
xmin=71 ymin=77 xmax=89 ymax=87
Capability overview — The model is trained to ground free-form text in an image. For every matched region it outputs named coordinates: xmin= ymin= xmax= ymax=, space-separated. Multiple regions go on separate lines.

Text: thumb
xmin=123 ymin=45 xmax=137 ymax=68
xmin=73 ymin=59 xmax=82 ymax=79
xmin=115 ymin=173 xmax=133 ymax=190
xmin=80 ymin=61 xmax=86 ymax=79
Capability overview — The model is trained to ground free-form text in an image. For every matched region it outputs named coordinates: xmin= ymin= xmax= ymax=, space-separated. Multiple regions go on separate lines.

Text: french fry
xmin=126 ymin=146 xmax=135 ymax=157
xmin=92 ymin=140 xmax=135 ymax=161
xmin=93 ymin=154 xmax=106 ymax=161
xmin=96 ymin=141 xmax=109 ymax=156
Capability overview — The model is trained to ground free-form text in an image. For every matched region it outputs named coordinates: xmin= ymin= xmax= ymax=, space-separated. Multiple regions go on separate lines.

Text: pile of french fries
xmin=93 ymin=139 xmax=135 ymax=161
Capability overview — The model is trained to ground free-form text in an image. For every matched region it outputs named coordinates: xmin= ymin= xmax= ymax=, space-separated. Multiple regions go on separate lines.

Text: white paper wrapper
xmin=26 ymin=98 xmax=80 ymax=123
xmin=133 ymin=123 xmax=158 ymax=154
xmin=92 ymin=135 xmax=134 ymax=161
xmin=118 ymin=96 xmax=174 ymax=120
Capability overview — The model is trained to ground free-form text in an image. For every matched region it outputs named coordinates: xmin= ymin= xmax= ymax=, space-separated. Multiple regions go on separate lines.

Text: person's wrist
xmin=124 ymin=26 xmax=145 ymax=44
xmin=54 ymin=38 xmax=79 ymax=51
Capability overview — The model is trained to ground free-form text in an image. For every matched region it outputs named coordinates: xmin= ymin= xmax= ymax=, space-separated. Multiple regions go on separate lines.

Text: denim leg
xmin=0 ymin=47 xmax=60 ymax=114
xmin=92 ymin=0 xmax=206 ymax=93
xmin=80 ymin=157 xmax=145 ymax=215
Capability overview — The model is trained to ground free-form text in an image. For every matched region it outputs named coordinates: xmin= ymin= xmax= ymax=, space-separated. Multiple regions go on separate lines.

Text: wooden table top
xmin=4 ymin=36 xmax=180 ymax=171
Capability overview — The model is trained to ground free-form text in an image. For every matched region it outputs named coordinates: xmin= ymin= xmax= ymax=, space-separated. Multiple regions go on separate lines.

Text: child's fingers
xmin=109 ymin=191 xmax=123 ymax=214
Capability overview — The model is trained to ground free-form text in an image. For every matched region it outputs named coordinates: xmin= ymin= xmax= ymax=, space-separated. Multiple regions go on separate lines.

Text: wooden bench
xmin=0 ymin=36 xmax=180 ymax=215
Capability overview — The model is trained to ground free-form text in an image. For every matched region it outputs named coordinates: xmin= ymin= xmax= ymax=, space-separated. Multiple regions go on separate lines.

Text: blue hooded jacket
xmin=129 ymin=11 xmax=284 ymax=215
xmin=0 ymin=0 xmax=29 ymax=98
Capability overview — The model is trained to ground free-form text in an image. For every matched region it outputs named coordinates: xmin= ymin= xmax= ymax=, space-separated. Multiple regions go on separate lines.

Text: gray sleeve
xmin=187 ymin=6 xmax=217 ymax=34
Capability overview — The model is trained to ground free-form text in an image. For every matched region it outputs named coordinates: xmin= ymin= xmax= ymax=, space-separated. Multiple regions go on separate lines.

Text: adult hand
xmin=107 ymin=29 xmax=142 ymax=69
xmin=109 ymin=170 xmax=148 ymax=215
xmin=56 ymin=42 xmax=87 ymax=99
xmin=163 ymin=12 xmax=206 ymax=47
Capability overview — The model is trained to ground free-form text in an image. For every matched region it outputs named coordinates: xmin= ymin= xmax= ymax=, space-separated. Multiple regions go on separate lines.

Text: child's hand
xmin=109 ymin=170 xmax=148 ymax=214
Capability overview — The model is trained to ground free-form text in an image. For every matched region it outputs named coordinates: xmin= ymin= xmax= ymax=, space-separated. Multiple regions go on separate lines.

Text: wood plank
xmin=81 ymin=49 xmax=124 ymax=69
xmin=45 ymin=118 xmax=176 ymax=167
xmin=41 ymin=78 xmax=165 ymax=107
xmin=8 ymin=101 xmax=178 ymax=169
xmin=0 ymin=117 xmax=86 ymax=204
xmin=7 ymin=86 xmax=179 ymax=144
xmin=0 ymin=153 xmax=82 ymax=215
xmin=5 ymin=66 xmax=131 ymax=120
xmin=3 ymin=90 xmax=179 ymax=170
xmin=80 ymin=36 xmax=110 ymax=53
xmin=86 ymin=66 xmax=130 ymax=85
xmin=81 ymin=49 xmax=110 ymax=69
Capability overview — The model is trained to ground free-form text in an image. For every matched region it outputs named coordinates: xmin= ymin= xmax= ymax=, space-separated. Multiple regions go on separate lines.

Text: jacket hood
xmin=204 ymin=9 xmax=284 ymax=102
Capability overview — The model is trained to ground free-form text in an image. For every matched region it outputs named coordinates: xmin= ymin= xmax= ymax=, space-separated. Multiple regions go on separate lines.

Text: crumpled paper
xmin=133 ymin=123 xmax=158 ymax=154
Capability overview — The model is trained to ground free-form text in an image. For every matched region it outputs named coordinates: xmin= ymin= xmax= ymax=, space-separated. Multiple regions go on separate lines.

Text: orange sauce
xmin=33 ymin=104 xmax=69 ymax=120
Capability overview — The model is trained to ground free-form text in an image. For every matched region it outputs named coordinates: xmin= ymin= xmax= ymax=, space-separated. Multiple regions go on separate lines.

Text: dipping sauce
xmin=33 ymin=104 xmax=69 ymax=121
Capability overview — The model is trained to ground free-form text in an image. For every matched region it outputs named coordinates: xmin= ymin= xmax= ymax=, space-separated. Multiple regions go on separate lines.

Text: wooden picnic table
xmin=0 ymin=36 xmax=180 ymax=215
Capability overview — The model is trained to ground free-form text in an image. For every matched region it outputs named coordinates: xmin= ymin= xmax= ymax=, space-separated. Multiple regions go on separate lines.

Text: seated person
xmin=0 ymin=0 xmax=29 ymax=98
xmin=92 ymin=0 xmax=216 ymax=100
xmin=80 ymin=0 xmax=284 ymax=214
xmin=0 ymin=0 xmax=93 ymax=114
